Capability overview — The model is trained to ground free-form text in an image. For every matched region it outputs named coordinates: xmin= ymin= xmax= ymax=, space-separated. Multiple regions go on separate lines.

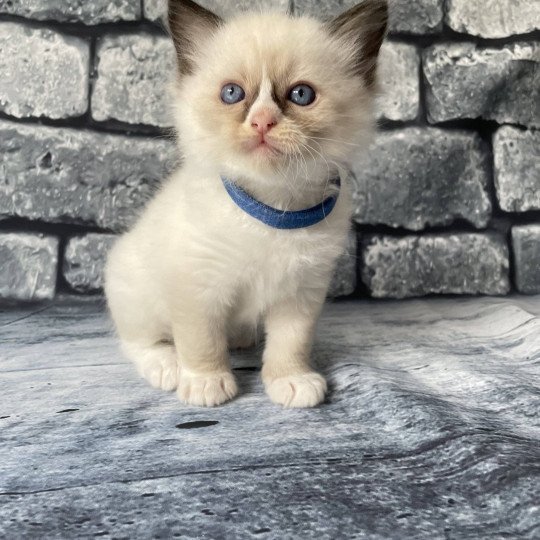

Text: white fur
xmin=105 ymin=9 xmax=382 ymax=408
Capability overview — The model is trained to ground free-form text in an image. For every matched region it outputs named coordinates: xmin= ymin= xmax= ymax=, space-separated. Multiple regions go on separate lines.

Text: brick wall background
xmin=0 ymin=0 xmax=538 ymax=303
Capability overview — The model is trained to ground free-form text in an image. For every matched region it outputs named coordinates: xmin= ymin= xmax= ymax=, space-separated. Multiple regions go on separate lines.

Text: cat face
xmin=169 ymin=1 xmax=387 ymax=182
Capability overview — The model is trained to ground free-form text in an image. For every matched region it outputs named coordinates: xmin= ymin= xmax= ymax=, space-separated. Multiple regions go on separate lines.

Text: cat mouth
xmin=246 ymin=137 xmax=282 ymax=157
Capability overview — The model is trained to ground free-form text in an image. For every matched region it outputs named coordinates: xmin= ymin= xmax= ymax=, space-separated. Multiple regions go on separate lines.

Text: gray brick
xmin=424 ymin=42 xmax=540 ymax=128
xmin=0 ymin=22 xmax=89 ymax=120
xmin=144 ymin=0 xmax=289 ymax=21
xmin=494 ymin=127 xmax=540 ymax=213
xmin=0 ymin=120 xmax=178 ymax=232
xmin=280 ymin=0 xmax=346 ymax=18
xmin=377 ymin=42 xmax=420 ymax=122
xmin=143 ymin=0 xmax=165 ymax=21
xmin=92 ymin=34 xmax=176 ymax=128
xmin=328 ymin=231 xmax=357 ymax=298
xmin=293 ymin=0 xmax=443 ymax=34
xmin=512 ymin=225 xmax=540 ymax=295
xmin=201 ymin=0 xmax=290 ymax=16
xmin=362 ymin=234 xmax=510 ymax=299
xmin=64 ymin=234 xmax=117 ymax=293
xmin=0 ymin=0 xmax=140 ymax=25
xmin=388 ymin=0 xmax=443 ymax=34
xmin=0 ymin=233 xmax=58 ymax=302
xmin=446 ymin=0 xmax=540 ymax=39
xmin=350 ymin=128 xmax=491 ymax=231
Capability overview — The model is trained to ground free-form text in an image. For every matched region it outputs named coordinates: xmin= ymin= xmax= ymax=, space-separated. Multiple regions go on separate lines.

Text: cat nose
xmin=251 ymin=110 xmax=277 ymax=135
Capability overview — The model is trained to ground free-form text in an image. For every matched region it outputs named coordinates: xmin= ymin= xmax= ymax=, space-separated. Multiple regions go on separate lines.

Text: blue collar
xmin=221 ymin=176 xmax=340 ymax=230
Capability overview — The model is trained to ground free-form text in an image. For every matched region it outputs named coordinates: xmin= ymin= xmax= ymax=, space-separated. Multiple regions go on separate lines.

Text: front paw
xmin=264 ymin=372 xmax=327 ymax=408
xmin=128 ymin=344 xmax=179 ymax=392
xmin=142 ymin=359 xmax=179 ymax=392
xmin=177 ymin=371 xmax=238 ymax=407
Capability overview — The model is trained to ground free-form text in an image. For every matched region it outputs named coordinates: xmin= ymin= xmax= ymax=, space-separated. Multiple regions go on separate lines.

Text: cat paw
xmin=264 ymin=372 xmax=327 ymax=408
xmin=177 ymin=371 xmax=238 ymax=407
xmin=124 ymin=343 xmax=179 ymax=392
xmin=139 ymin=355 xmax=179 ymax=392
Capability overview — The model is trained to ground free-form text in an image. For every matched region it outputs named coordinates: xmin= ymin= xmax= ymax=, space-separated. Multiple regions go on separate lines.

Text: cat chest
xmin=232 ymin=228 xmax=344 ymax=293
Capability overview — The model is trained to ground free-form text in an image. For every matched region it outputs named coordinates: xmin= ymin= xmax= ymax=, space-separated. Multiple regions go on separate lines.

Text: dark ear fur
xmin=328 ymin=0 xmax=388 ymax=88
xmin=168 ymin=0 xmax=223 ymax=75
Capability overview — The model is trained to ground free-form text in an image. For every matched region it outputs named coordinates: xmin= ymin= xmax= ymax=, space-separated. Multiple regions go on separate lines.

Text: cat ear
xmin=328 ymin=0 xmax=388 ymax=88
xmin=168 ymin=0 xmax=223 ymax=75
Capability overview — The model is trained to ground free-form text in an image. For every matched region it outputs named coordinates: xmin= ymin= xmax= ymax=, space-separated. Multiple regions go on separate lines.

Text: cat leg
xmin=172 ymin=302 xmax=238 ymax=407
xmin=105 ymin=240 xmax=178 ymax=391
xmin=262 ymin=294 xmax=327 ymax=408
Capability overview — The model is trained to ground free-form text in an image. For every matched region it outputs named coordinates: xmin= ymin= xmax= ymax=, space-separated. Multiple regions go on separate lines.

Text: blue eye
xmin=220 ymin=83 xmax=245 ymax=104
xmin=288 ymin=84 xmax=316 ymax=106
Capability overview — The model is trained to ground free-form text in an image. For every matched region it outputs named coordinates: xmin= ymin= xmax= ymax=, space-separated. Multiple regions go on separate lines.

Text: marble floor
xmin=1 ymin=296 xmax=539 ymax=539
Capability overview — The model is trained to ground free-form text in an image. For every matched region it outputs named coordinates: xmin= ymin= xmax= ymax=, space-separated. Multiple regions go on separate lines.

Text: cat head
xmin=168 ymin=0 xmax=387 ymax=184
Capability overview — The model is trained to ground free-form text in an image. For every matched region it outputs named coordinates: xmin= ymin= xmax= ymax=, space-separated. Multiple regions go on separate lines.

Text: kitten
xmin=105 ymin=0 xmax=387 ymax=408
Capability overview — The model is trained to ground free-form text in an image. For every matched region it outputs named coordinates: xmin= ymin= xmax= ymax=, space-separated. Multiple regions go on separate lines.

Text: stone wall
xmin=0 ymin=0 xmax=539 ymax=302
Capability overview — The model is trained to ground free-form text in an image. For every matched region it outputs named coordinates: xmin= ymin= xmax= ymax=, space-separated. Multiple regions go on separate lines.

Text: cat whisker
xmin=302 ymin=141 xmax=333 ymax=180
xmin=296 ymin=142 xmax=321 ymax=189
xmin=309 ymin=135 xmax=365 ymax=148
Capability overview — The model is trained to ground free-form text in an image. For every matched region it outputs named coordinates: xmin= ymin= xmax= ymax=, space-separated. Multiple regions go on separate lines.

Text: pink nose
xmin=251 ymin=110 xmax=277 ymax=135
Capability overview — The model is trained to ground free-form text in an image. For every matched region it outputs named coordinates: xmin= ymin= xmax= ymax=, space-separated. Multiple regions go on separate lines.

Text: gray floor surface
xmin=1 ymin=296 xmax=539 ymax=539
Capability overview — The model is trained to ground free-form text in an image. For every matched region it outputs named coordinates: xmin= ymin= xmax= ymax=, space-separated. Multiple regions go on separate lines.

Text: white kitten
xmin=105 ymin=0 xmax=388 ymax=407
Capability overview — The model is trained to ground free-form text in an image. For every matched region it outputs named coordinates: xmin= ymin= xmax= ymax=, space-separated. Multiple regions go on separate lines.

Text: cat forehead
xmin=204 ymin=13 xmax=339 ymax=74
xmin=222 ymin=12 xmax=324 ymax=43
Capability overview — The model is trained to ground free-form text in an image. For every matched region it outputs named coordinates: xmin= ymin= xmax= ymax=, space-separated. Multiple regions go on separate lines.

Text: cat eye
xmin=288 ymin=84 xmax=316 ymax=106
xmin=220 ymin=83 xmax=246 ymax=105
